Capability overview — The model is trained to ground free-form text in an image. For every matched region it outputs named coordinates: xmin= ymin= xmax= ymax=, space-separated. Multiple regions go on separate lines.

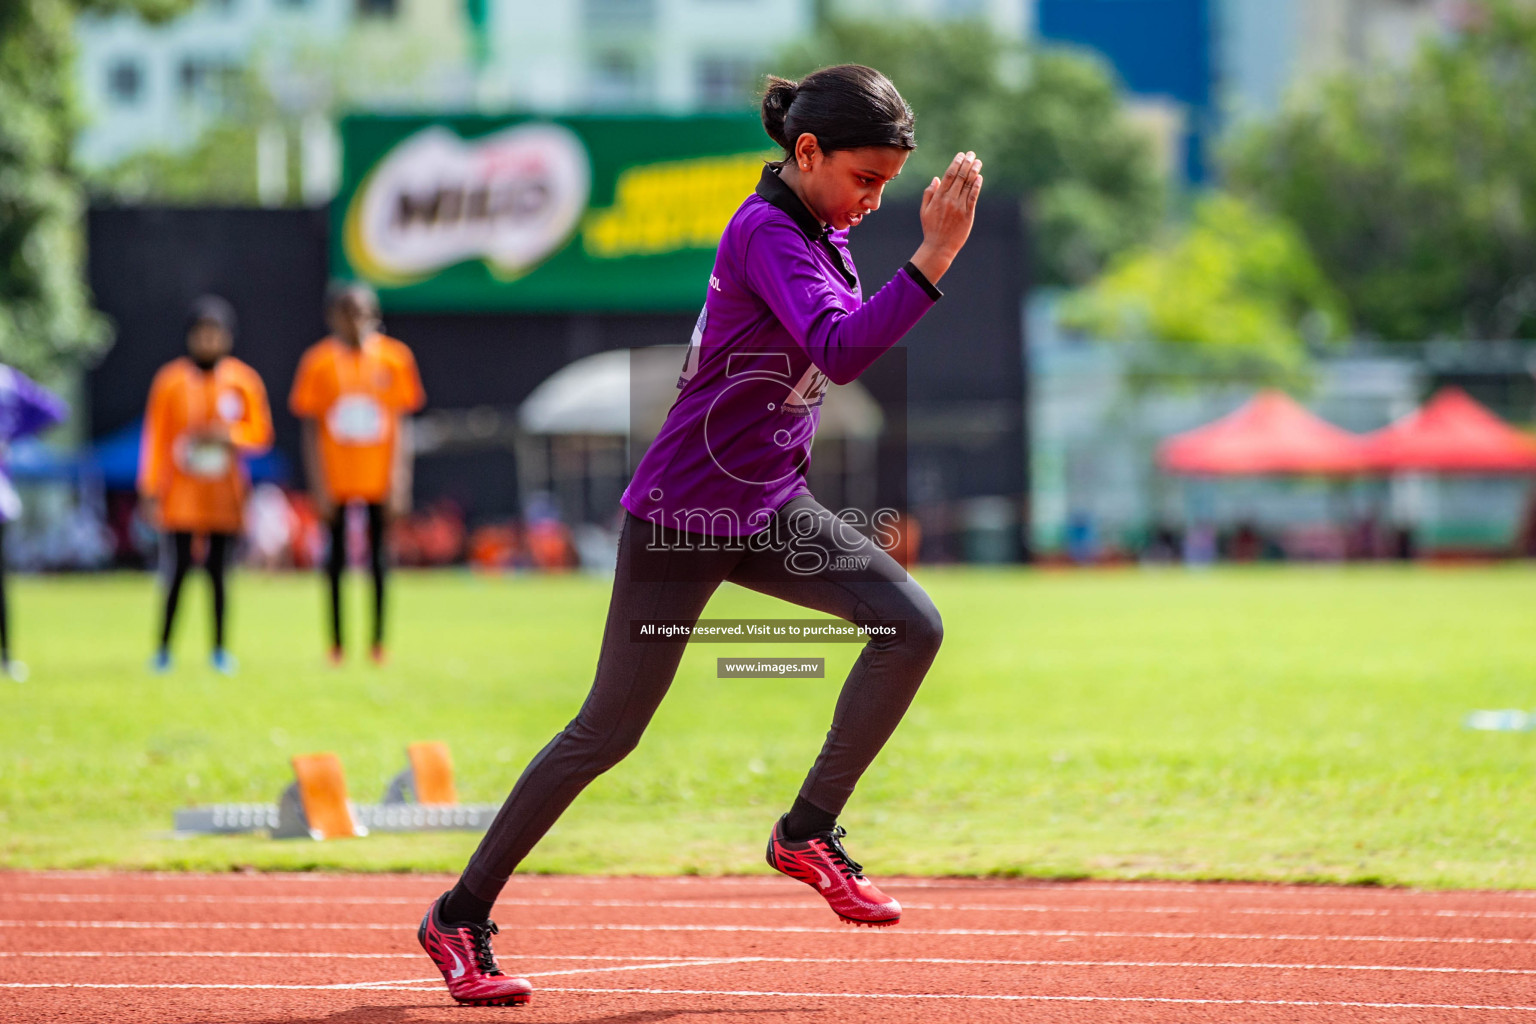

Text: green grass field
xmin=3 ymin=565 xmax=1535 ymax=888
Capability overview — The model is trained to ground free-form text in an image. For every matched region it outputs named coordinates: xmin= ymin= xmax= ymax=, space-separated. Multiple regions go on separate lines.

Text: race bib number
xmin=175 ymin=436 xmax=232 ymax=479
xmin=327 ymin=394 xmax=386 ymax=445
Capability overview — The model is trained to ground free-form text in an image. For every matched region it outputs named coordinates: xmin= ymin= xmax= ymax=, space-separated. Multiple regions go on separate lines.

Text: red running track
xmin=3 ymin=871 xmax=1536 ymax=1022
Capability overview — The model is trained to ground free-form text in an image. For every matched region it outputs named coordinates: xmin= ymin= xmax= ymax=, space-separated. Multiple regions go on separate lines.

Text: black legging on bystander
xmin=159 ymin=531 xmax=233 ymax=651
xmin=326 ymin=502 xmax=387 ymax=652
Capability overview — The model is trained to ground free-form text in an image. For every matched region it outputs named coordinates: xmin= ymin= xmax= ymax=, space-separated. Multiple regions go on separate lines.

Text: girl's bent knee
xmin=905 ymin=605 xmax=943 ymax=659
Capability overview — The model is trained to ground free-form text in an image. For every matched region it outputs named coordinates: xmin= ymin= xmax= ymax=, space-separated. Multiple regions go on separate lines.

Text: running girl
xmin=419 ymin=65 xmax=981 ymax=1006
xmin=139 ymin=296 xmax=273 ymax=675
xmin=289 ymin=282 xmax=425 ymax=665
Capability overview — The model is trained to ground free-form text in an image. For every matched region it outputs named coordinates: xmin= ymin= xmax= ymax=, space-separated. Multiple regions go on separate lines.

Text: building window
xmin=356 ymin=0 xmax=398 ymax=17
xmin=589 ymin=50 xmax=647 ymax=107
xmin=177 ymin=56 xmax=241 ymax=109
xmin=583 ymin=0 xmax=656 ymax=31
xmin=695 ymin=55 xmax=756 ymax=109
xmin=106 ymin=59 xmax=144 ymax=105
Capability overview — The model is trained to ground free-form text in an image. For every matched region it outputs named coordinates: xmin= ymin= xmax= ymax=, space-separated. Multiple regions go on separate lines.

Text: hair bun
xmin=760 ymin=75 xmax=799 ymax=150
xmin=756 ymin=65 xmax=915 ymax=160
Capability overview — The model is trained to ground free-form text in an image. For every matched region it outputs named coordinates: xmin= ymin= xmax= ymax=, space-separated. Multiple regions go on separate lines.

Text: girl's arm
xmin=743 ymin=221 xmax=942 ymax=386
xmin=910 ymin=151 xmax=983 ymax=285
xmin=744 ymin=151 xmax=982 ymax=386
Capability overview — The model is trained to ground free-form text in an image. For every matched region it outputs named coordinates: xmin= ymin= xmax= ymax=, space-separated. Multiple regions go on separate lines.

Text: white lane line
xmin=524 ymin=958 xmax=763 ymax=979
xmin=5 ymin=919 xmax=1535 ymax=946
xmin=554 ymin=923 xmax=1536 ymax=946
xmin=538 ymin=987 xmax=1536 ymax=1012
xmin=0 ymin=951 xmax=419 ymax=959
xmin=5 ymin=951 xmax=1534 ymax=976
xmin=1230 ymin=906 xmax=1536 ymax=921
xmin=531 ymin=956 xmax=1536 ymax=977
xmin=12 ymin=873 xmax=1536 ymax=902
xmin=4 ymin=980 xmax=1533 ymax=1011
xmin=8 ymin=892 xmax=1535 ymax=922
xmin=0 ymin=982 xmax=441 ymax=992
xmin=0 ymin=952 xmax=746 ymax=962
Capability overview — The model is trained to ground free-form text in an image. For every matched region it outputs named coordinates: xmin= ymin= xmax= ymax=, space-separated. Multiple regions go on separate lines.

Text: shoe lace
xmin=463 ymin=920 xmax=503 ymax=976
xmin=817 ymin=825 xmax=865 ymax=880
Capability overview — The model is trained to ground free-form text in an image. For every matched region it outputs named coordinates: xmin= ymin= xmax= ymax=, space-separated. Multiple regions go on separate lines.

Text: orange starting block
xmin=274 ymin=752 xmax=368 ymax=840
xmin=174 ymin=742 xmax=502 ymax=839
xmin=383 ymin=741 xmax=459 ymax=805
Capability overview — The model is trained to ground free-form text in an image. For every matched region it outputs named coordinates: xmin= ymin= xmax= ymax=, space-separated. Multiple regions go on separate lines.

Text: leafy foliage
xmin=1225 ymin=0 xmax=1536 ymax=341
xmin=1060 ymin=194 xmax=1345 ymax=384
xmin=0 ymin=0 xmax=191 ymax=375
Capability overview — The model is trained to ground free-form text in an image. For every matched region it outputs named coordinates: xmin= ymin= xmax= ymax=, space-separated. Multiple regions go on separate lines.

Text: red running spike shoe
xmin=766 ymin=815 xmax=901 ymax=927
xmin=418 ymin=892 xmax=532 ymax=1006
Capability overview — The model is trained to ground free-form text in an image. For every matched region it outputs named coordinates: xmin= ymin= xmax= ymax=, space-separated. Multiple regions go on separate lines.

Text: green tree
xmin=0 ymin=0 xmax=190 ymax=376
xmin=780 ymin=18 xmax=1165 ymax=286
xmin=1225 ymin=0 xmax=1536 ymax=341
xmin=90 ymin=122 xmax=269 ymax=207
xmin=1059 ymin=193 xmax=1345 ymax=384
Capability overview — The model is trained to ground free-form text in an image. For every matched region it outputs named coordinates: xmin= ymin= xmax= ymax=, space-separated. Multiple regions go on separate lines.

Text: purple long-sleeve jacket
xmin=620 ymin=165 xmax=941 ymax=537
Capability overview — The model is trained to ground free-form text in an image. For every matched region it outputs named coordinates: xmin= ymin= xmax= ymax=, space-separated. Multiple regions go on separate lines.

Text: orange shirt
xmin=139 ymin=357 xmax=273 ymax=534
xmin=288 ymin=335 xmax=425 ymax=503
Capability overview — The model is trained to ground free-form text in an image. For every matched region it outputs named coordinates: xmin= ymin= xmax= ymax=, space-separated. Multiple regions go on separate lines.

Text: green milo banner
xmin=333 ymin=113 xmax=774 ymax=312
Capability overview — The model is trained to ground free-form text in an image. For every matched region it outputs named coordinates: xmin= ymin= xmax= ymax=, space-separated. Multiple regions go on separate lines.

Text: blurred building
xmin=75 ymin=0 xmax=823 ymax=173
xmin=75 ymin=0 xmax=475 ymax=170
xmin=1221 ymin=0 xmax=1475 ymax=117
xmin=833 ymin=0 xmax=1026 ymax=38
xmin=467 ymin=0 xmax=814 ymax=112
xmin=1031 ymin=0 xmax=1467 ymax=184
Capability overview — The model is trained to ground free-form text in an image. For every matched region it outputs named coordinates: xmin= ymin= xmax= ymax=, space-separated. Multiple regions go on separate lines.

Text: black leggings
xmin=159 ymin=532 xmax=233 ymax=650
xmin=460 ymin=494 xmax=944 ymax=902
xmin=326 ymin=503 xmax=387 ymax=650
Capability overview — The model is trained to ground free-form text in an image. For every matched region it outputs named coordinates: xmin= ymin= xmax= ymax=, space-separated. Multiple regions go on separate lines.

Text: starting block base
xmin=172 ymin=800 xmax=500 ymax=838
xmin=173 ymin=743 xmax=502 ymax=839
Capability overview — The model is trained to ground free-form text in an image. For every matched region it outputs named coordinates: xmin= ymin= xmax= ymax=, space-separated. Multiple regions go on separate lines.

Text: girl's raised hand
xmin=911 ymin=151 xmax=983 ymax=286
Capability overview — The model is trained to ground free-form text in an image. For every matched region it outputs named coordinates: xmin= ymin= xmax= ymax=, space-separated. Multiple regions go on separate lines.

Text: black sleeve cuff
xmin=903 ymin=261 xmax=943 ymax=301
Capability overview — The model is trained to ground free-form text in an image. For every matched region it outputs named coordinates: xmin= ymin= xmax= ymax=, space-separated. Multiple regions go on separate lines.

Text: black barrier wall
xmin=851 ymin=194 xmax=1030 ymax=561
xmin=87 ymin=207 xmax=331 ymax=463
xmin=87 ymin=199 xmax=1027 ymax=558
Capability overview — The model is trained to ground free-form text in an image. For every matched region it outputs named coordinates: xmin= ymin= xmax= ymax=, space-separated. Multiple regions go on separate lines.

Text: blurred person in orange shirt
xmin=139 ymin=296 xmax=273 ymax=675
xmin=289 ymin=282 xmax=425 ymax=665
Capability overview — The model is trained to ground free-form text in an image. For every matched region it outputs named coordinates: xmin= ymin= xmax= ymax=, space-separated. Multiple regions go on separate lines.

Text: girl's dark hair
xmin=761 ymin=65 xmax=915 ymax=162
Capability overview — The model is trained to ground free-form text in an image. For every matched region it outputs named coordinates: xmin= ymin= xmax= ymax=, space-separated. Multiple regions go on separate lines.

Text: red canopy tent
xmin=1158 ymin=389 xmax=1367 ymax=475
xmin=1359 ymin=387 xmax=1536 ymax=473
